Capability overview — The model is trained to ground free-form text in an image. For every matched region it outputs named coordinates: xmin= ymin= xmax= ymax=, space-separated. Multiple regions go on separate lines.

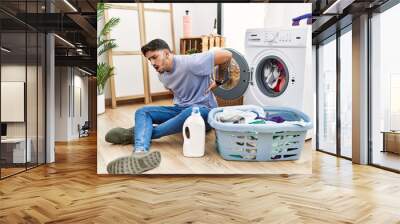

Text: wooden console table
xmin=381 ymin=131 xmax=400 ymax=154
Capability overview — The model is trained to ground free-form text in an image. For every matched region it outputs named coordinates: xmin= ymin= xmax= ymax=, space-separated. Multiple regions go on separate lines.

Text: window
xmin=370 ymin=3 xmax=400 ymax=171
xmin=316 ymin=25 xmax=353 ymax=159
xmin=317 ymin=36 xmax=337 ymax=155
xmin=339 ymin=28 xmax=352 ymax=158
xmin=0 ymin=1 xmax=47 ymax=179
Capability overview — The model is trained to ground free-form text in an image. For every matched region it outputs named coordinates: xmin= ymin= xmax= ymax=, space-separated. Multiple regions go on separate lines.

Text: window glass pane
xmin=38 ymin=32 xmax=45 ymax=165
xmin=371 ymin=3 xmax=400 ymax=171
xmin=318 ymin=37 xmax=337 ymax=154
xmin=340 ymin=29 xmax=352 ymax=158
xmin=1 ymin=30 xmax=27 ymax=177
xmin=27 ymin=31 xmax=38 ymax=169
xmin=0 ymin=0 xmax=46 ymax=179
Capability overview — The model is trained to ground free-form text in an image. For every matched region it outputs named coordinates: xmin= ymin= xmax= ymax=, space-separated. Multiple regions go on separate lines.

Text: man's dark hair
xmin=141 ymin=39 xmax=171 ymax=55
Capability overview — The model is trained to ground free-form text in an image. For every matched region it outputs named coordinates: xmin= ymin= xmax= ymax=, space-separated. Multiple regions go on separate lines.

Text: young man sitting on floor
xmin=105 ymin=39 xmax=232 ymax=174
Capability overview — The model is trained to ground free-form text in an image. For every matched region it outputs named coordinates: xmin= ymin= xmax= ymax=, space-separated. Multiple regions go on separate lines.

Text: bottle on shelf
xmin=183 ymin=10 xmax=192 ymax=37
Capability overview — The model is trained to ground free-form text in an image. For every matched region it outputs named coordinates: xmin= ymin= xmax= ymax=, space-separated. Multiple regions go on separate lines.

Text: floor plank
xmin=372 ymin=150 xmax=400 ymax=171
xmin=0 ymin=134 xmax=400 ymax=223
xmin=97 ymin=99 xmax=312 ymax=174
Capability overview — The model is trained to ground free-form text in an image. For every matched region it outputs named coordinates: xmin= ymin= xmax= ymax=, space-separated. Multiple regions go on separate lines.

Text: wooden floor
xmin=1 ymin=167 xmax=26 ymax=178
xmin=1 ymin=163 xmax=46 ymax=178
xmin=0 ymin=135 xmax=400 ymax=223
xmin=372 ymin=150 xmax=400 ymax=171
xmin=97 ymin=99 xmax=311 ymax=174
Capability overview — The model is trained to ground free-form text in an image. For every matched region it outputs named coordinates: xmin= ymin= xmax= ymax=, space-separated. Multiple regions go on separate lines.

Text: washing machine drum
xmin=255 ymin=56 xmax=289 ymax=97
xmin=212 ymin=48 xmax=290 ymax=101
xmin=212 ymin=48 xmax=251 ymax=100
xmin=218 ymin=58 xmax=241 ymax=91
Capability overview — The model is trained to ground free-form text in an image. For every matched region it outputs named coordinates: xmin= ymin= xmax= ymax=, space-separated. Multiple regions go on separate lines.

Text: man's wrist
xmin=215 ymin=80 xmax=224 ymax=86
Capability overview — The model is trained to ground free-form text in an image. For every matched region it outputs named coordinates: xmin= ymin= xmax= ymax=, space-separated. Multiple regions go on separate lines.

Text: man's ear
xmin=164 ymin=49 xmax=170 ymax=57
xmin=144 ymin=51 xmax=151 ymax=59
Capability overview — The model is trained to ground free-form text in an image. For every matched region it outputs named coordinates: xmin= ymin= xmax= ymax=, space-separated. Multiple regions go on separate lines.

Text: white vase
xmin=97 ymin=94 xmax=105 ymax=115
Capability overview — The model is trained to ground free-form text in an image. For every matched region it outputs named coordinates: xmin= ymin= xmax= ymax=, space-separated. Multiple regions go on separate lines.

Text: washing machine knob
xmin=265 ymin=33 xmax=275 ymax=42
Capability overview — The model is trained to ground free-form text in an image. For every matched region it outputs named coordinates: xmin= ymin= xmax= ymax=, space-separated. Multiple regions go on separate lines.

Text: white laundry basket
xmin=208 ymin=105 xmax=313 ymax=161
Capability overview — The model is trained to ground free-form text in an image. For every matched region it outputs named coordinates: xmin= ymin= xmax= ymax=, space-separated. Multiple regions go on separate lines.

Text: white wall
xmin=2 ymin=63 xmax=47 ymax=163
xmin=55 ymin=67 xmax=89 ymax=141
xmin=173 ymin=3 xmax=218 ymax=53
xmin=1 ymin=65 xmax=37 ymax=138
xmin=1 ymin=65 xmax=26 ymax=140
xmin=76 ymin=74 xmax=89 ymax=124
xmin=1 ymin=66 xmax=25 ymax=124
xmin=72 ymin=73 xmax=89 ymax=138
xmin=264 ymin=4 xmax=311 ymax=28
xmin=222 ymin=3 xmax=265 ymax=55
xmin=55 ymin=67 xmax=69 ymax=141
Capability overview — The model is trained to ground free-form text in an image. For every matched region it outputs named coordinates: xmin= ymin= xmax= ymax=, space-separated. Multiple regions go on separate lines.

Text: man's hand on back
xmin=204 ymin=48 xmax=233 ymax=95
xmin=205 ymin=80 xmax=218 ymax=94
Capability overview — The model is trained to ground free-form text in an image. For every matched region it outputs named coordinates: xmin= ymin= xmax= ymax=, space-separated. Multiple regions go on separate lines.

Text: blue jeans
xmin=134 ymin=105 xmax=212 ymax=151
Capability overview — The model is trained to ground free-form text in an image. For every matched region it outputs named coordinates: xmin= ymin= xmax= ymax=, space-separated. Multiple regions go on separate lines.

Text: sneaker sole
xmin=106 ymin=151 xmax=161 ymax=174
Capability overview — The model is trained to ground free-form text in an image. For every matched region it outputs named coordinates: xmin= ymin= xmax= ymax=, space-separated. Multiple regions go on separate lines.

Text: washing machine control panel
xmin=264 ymin=33 xmax=275 ymax=42
xmin=246 ymin=29 xmax=307 ymax=47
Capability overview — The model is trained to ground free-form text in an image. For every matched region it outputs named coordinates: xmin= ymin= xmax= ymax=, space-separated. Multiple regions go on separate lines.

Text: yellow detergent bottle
xmin=182 ymin=107 xmax=205 ymax=157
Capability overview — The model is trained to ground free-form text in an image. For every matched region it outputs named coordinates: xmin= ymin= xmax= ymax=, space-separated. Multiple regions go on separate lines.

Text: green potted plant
xmin=97 ymin=3 xmax=119 ymax=114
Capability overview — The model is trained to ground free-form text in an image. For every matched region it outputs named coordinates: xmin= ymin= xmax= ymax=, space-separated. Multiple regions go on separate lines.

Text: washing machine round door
xmin=212 ymin=48 xmax=250 ymax=100
xmin=255 ymin=56 xmax=289 ymax=97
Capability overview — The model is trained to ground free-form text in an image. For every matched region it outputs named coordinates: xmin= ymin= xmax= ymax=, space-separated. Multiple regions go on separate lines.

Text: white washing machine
xmin=213 ymin=28 xmax=308 ymax=111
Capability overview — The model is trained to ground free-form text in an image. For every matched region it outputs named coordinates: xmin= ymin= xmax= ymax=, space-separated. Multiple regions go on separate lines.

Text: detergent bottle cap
xmin=192 ymin=106 xmax=200 ymax=115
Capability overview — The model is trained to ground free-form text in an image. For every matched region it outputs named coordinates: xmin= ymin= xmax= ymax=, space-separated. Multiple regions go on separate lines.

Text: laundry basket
xmin=208 ymin=105 xmax=312 ymax=161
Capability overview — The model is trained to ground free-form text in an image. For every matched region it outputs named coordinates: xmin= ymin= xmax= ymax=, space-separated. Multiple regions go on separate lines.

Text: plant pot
xmin=97 ymin=94 xmax=105 ymax=115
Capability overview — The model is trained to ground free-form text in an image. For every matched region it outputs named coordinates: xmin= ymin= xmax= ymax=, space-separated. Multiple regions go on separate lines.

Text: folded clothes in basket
xmin=215 ymin=106 xmax=302 ymax=126
xmin=215 ymin=108 xmax=286 ymax=124
xmin=215 ymin=109 xmax=258 ymax=124
xmin=248 ymin=115 xmax=285 ymax=124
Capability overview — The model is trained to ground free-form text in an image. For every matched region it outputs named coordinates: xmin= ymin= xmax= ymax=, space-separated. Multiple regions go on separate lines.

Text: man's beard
xmin=156 ymin=56 xmax=167 ymax=73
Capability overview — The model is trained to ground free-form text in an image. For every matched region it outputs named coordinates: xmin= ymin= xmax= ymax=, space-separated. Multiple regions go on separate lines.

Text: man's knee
xmin=135 ymin=106 xmax=153 ymax=116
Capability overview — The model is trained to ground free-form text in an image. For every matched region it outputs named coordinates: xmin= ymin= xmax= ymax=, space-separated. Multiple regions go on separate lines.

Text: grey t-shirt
xmin=158 ymin=51 xmax=218 ymax=109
